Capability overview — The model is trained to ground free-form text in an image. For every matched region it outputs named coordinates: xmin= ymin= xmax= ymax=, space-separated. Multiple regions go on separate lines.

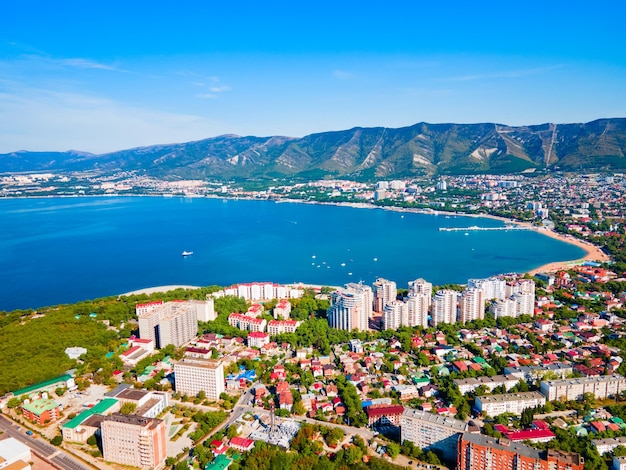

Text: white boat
xmin=182 ymin=251 xmax=193 ymax=257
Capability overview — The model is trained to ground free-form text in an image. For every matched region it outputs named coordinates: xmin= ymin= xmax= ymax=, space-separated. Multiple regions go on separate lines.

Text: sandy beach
xmin=526 ymin=228 xmax=610 ymax=275
xmin=120 ymin=285 xmax=202 ymax=297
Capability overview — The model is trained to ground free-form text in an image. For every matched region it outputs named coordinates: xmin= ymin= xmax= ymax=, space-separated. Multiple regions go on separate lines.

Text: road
xmin=0 ymin=415 xmax=94 ymax=470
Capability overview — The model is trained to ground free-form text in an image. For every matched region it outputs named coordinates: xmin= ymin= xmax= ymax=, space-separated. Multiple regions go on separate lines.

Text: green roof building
xmin=206 ymin=454 xmax=233 ymax=470
xmin=13 ymin=374 xmax=75 ymax=397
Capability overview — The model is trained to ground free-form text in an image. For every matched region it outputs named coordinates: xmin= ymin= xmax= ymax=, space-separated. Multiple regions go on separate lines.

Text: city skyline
xmin=1 ymin=1 xmax=626 ymax=154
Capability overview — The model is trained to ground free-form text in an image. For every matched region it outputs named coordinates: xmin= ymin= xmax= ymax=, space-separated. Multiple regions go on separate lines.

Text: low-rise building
xmin=475 ymin=392 xmax=546 ymax=417
xmin=21 ymin=398 xmax=59 ymax=425
xmin=540 ymin=374 xmax=626 ymax=402
xmin=454 ymin=375 xmax=519 ymax=395
xmin=593 ymin=436 xmax=626 ymax=455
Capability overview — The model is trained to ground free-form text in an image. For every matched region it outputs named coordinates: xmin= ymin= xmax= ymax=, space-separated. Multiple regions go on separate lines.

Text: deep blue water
xmin=0 ymin=196 xmax=586 ymax=311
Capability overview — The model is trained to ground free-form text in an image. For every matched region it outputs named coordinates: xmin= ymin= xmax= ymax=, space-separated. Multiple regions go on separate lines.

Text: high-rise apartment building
xmin=408 ymin=278 xmax=432 ymax=307
xmin=373 ymin=278 xmax=397 ymax=313
xmin=406 ymin=293 xmax=429 ymax=328
xmin=174 ymin=358 xmax=225 ymax=400
xmin=432 ymin=290 xmax=459 ymax=327
xmin=137 ymin=301 xmax=199 ymax=349
xmin=468 ymin=277 xmax=507 ymax=300
xmin=101 ymin=413 xmax=167 ymax=469
xmin=458 ymin=287 xmax=485 ymax=323
xmin=328 ymin=283 xmax=372 ymax=331
xmin=382 ymin=301 xmax=408 ymax=330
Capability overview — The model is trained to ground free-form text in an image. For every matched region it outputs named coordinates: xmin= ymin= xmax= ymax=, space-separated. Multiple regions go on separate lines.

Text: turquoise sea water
xmin=0 ymin=196 xmax=586 ymax=311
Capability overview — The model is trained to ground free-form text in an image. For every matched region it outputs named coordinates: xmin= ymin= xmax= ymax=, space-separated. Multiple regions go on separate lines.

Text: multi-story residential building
xmin=273 ymin=299 xmax=292 ymax=319
xmin=406 ymin=293 xmax=429 ymax=328
xmin=540 ymin=374 xmax=626 ymax=402
xmin=512 ymin=291 xmax=535 ymax=316
xmin=373 ymin=278 xmax=397 ymax=312
xmin=593 ymin=436 xmax=626 ymax=455
xmin=490 ymin=297 xmax=515 ymax=318
xmin=174 ymin=358 xmax=224 ymax=400
xmin=454 ymin=375 xmax=519 ymax=395
xmin=220 ymin=282 xmax=304 ymax=301
xmin=475 ymin=392 xmax=546 ymax=417
xmin=468 ymin=277 xmax=507 ymax=300
xmin=101 ymin=413 xmax=167 ymax=469
xmin=382 ymin=301 xmax=408 ymax=330
xmin=504 ymin=362 xmax=573 ymax=382
xmin=401 ymin=408 xmax=468 ymax=462
xmin=432 ymin=289 xmax=459 ymax=327
xmin=137 ymin=301 xmax=199 ymax=349
xmin=457 ymin=433 xmax=584 ymax=470
xmin=190 ymin=298 xmax=216 ymax=322
xmin=365 ymin=404 xmax=404 ymax=429
xmin=328 ymin=283 xmax=372 ymax=331
xmin=458 ymin=287 xmax=485 ymax=323
xmin=247 ymin=331 xmax=270 ymax=348
xmin=408 ymin=278 xmax=432 ymax=307
xmin=266 ymin=319 xmax=300 ymax=335
xmin=507 ymin=278 xmax=536 ymax=297
xmin=228 ymin=313 xmax=267 ymax=332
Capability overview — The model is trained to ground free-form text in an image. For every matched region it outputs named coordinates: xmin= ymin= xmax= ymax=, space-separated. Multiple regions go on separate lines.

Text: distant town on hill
xmin=1 ymin=118 xmax=626 ymax=181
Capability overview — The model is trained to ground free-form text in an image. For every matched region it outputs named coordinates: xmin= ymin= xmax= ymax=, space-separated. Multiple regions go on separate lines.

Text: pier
xmin=439 ymin=225 xmax=534 ymax=232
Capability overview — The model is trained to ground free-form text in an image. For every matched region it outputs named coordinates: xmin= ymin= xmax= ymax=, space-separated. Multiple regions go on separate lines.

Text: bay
xmin=0 ymin=196 xmax=586 ymax=311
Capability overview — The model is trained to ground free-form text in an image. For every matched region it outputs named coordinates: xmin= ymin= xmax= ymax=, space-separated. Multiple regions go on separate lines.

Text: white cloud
xmin=0 ymin=87 xmax=225 ymax=153
xmin=21 ymin=54 xmax=121 ymax=71
xmin=439 ymin=65 xmax=565 ymax=82
xmin=333 ymin=69 xmax=355 ymax=80
xmin=209 ymin=85 xmax=231 ymax=93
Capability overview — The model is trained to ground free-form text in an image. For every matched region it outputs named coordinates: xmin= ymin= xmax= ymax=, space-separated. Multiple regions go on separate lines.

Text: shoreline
xmin=279 ymin=199 xmax=612 ymax=275
xmin=5 ymin=194 xmax=612 ymax=279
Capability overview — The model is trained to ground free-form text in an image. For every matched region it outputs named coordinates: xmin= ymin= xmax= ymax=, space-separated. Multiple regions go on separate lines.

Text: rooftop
xmin=477 ymin=391 xmax=545 ymax=404
xmin=62 ymin=398 xmax=119 ymax=429
xmin=402 ymin=408 xmax=468 ymax=431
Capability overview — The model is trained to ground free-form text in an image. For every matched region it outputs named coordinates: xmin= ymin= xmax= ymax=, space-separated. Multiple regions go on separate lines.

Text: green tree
xmin=51 ymin=435 xmax=63 ymax=446
xmin=387 ymin=442 xmax=400 ymax=459
xmin=120 ymin=402 xmax=137 ymax=415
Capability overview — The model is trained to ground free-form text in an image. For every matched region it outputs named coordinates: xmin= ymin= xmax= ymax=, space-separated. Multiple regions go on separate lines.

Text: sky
xmin=1 ymin=1 xmax=626 ymax=154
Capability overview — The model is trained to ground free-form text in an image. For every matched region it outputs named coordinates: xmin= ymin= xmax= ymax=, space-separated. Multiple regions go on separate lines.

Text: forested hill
xmin=2 ymin=118 xmax=626 ymax=180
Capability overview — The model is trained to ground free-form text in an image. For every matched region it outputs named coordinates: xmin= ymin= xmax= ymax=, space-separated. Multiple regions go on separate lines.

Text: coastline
xmin=278 ymin=198 xmax=612 ymax=276
xmin=5 ymin=194 xmax=612 ymax=280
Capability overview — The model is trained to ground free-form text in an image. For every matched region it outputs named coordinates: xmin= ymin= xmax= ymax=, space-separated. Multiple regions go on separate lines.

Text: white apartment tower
xmin=507 ymin=279 xmax=536 ymax=297
xmin=432 ymin=289 xmax=459 ymax=327
xmin=328 ymin=283 xmax=372 ymax=332
xmin=382 ymin=301 xmax=408 ymax=330
xmin=406 ymin=293 xmax=429 ymax=328
xmin=174 ymin=358 xmax=225 ymax=400
xmin=138 ymin=301 xmax=198 ymax=349
xmin=458 ymin=287 xmax=485 ymax=323
xmin=408 ymin=278 xmax=433 ymax=307
xmin=468 ymin=277 xmax=507 ymax=300
xmin=373 ymin=278 xmax=397 ymax=313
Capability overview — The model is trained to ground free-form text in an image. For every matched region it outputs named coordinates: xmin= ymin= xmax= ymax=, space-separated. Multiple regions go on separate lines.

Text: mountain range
xmin=2 ymin=118 xmax=626 ymax=181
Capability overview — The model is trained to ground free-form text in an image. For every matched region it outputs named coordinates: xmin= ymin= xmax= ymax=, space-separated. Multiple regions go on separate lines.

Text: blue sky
xmin=1 ymin=1 xmax=625 ymax=154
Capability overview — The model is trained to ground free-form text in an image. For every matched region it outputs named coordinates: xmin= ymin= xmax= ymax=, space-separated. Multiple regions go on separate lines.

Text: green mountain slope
xmin=2 ymin=118 xmax=625 ymax=179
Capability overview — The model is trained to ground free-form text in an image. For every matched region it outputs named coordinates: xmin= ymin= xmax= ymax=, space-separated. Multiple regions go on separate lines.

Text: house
xmin=229 ymin=436 xmax=255 ymax=452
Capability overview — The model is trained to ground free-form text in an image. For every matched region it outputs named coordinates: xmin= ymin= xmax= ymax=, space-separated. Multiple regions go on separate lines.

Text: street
xmin=0 ymin=414 xmax=94 ymax=470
